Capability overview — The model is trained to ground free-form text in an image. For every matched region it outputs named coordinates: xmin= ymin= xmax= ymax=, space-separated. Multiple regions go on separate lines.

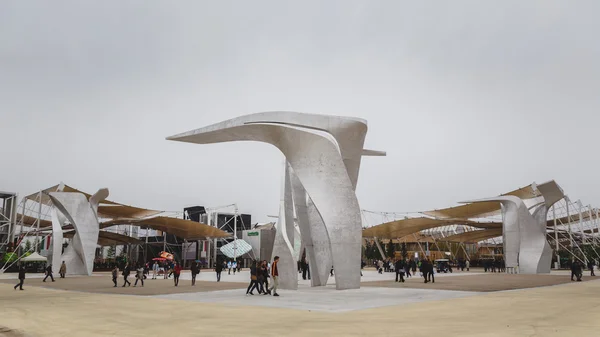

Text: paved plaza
xmin=1 ymin=269 xmax=600 ymax=336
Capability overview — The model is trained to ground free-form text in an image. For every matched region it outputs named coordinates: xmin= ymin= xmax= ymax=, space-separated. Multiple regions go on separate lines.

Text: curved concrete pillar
xmin=49 ymin=188 xmax=108 ymax=276
xmin=289 ymin=167 xmax=328 ymax=286
xmin=271 ymin=162 xmax=298 ymax=290
xmin=463 ymin=189 xmax=558 ymax=274
xmin=461 ymin=196 xmax=527 ymax=270
xmin=50 ymin=208 xmax=65 ymax=275
xmin=528 ymin=180 xmax=565 ymax=273
xmin=167 ymin=112 xmax=367 ymax=289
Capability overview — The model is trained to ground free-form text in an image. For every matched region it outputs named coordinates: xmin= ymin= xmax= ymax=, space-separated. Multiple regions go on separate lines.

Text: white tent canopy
xmin=220 ymin=240 xmax=253 ymax=259
xmin=21 ymin=252 xmax=48 ymax=262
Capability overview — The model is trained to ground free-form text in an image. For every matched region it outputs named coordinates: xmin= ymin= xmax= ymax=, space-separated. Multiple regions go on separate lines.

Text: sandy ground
xmin=0 ymin=273 xmax=599 ymax=336
xmin=363 ymin=272 xmax=599 ymax=292
xmin=1 ymin=279 xmax=600 ymax=336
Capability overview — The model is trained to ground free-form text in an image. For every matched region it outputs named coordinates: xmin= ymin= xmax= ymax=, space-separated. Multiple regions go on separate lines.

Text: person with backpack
xmin=246 ymin=260 xmax=259 ymax=295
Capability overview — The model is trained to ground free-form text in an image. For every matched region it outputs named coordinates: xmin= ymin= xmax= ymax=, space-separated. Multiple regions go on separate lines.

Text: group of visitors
xmin=298 ymin=257 xmax=310 ymax=280
xmin=113 ymin=261 xmax=184 ymax=288
xmin=14 ymin=261 xmax=67 ymax=290
xmin=246 ymin=257 xmax=278 ymax=296
xmin=227 ymin=260 xmax=241 ymax=274
xmin=391 ymin=257 xmax=435 ymax=283
xmin=482 ymin=259 xmax=505 ymax=273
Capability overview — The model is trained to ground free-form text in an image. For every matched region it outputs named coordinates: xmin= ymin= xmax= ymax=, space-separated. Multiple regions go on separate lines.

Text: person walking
xmin=301 ymin=258 xmax=308 ymax=280
xmin=246 ymin=260 xmax=259 ymax=295
xmin=163 ymin=262 xmax=169 ymax=279
xmin=395 ymin=258 xmax=405 ymax=283
xmin=427 ymin=259 xmax=435 ymax=283
xmin=227 ymin=260 xmax=232 ymax=275
xmin=232 ymin=261 xmax=237 ymax=275
xmin=173 ymin=262 xmax=182 ymax=286
xmin=122 ymin=263 xmax=131 ymax=287
xmin=191 ymin=262 xmax=199 ymax=286
xmin=215 ymin=260 xmax=223 ymax=282
xmin=134 ymin=265 xmax=144 ymax=287
xmin=377 ymin=260 xmax=383 ymax=274
xmin=465 ymin=259 xmax=470 ymax=272
xmin=43 ymin=264 xmax=55 ymax=282
xmin=261 ymin=260 xmax=270 ymax=294
xmin=152 ymin=261 xmax=159 ymax=279
xmin=268 ymin=256 xmax=280 ymax=297
xmin=14 ymin=265 xmax=26 ymax=290
xmin=257 ymin=261 xmax=266 ymax=294
xmin=59 ymin=261 xmax=67 ymax=278
xmin=112 ymin=265 xmax=119 ymax=287
xmin=404 ymin=259 xmax=412 ymax=278
xmin=587 ymin=260 xmax=596 ymax=277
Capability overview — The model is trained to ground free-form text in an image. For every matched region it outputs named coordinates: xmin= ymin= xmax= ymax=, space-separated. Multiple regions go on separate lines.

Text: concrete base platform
xmin=154 ymin=286 xmax=480 ymax=312
xmin=363 ymin=272 xmax=599 ymax=292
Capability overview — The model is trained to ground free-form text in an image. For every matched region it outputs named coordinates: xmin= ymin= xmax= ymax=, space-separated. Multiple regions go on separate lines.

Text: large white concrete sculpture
xmin=462 ymin=180 xmax=562 ymax=274
xmin=167 ymin=111 xmax=384 ymax=290
xmin=526 ymin=180 xmax=564 ymax=273
xmin=48 ymin=188 xmax=109 ymax=276
xmin=270 ymin=162 xmax=298 ymax=290
xmin=49 ymin=208 xmax=66 ymax=275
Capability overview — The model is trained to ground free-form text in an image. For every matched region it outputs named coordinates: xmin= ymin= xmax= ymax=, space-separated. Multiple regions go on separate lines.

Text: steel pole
xmin=553 ymin=205 xmax=560 ymax=269
xmin=233 ymin=205 xmax=238 ymax=262
xmin=35 ymin=191 xmax=42 ymax=252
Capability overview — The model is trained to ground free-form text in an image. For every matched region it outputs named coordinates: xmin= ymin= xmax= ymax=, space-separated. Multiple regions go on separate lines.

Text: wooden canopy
xmin=421 ymin=184 xmax=539 ymax=219
xmin=101 ymin=216 xmax=230 ymax=240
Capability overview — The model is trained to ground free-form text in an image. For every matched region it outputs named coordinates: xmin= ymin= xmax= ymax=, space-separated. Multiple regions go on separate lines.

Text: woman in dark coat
xmin=246 ymin=260 xmax=259 ymax=295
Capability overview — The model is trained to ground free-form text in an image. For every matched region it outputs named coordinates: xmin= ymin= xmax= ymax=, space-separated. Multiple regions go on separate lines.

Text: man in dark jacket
xmin=215 ymin=260 xmax=223 ymax=282
xmin=122 ymin=263 xmax=131 ymax=287
xmin=571 ymin=261 xmax=583 ymax=281
xmin=43 ymin=264 xmax=55 ymax=282
xmin=395 ymin=259 xmax=405 ymax=282
xmin=587 ymin=260 xmax=595 ymax=276
xmin=14 ymin=265 xmax=26 ymax=290
xmin=427 ymin=259 xmax=435 ymax=283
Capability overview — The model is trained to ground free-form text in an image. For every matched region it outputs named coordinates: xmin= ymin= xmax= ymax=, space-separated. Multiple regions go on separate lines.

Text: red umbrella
xmin=152 ymin=257 xmax=167 ymax=261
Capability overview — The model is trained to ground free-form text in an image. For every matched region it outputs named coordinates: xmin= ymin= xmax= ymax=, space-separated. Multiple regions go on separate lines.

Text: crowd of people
xmin=245 ymin=256 xmax=279 ymax=296
xmin=13 ymin=255 xmax=596 ymax=293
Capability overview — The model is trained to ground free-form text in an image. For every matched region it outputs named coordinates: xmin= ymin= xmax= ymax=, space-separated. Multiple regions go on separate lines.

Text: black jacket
xmin=18 ymin=268 xmax=26 ymax=280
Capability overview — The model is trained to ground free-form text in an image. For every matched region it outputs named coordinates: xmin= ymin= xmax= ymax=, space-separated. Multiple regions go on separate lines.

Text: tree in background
xmin=24 ymin=240 xmax=32 ymax=254
xmin=386 ymin=241 xmax=395 ymax=259
xmin=401 ymin=243 xmax=408 ymax=260
xmin=107 ymin=246 xmax=116 ymax=260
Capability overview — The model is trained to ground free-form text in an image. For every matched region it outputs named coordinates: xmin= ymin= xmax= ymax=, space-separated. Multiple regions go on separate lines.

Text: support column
xmin=35 ymin=191 xmax=42 ymax=252
xmin=553 ymin=205 xmax=560 ymax=269
xmin=374 ymin=237 xmax=386 ymax=259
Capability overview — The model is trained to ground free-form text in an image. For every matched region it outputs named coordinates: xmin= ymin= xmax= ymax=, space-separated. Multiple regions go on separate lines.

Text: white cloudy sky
xmin=1 ymin=1 xmax=599 ymax=223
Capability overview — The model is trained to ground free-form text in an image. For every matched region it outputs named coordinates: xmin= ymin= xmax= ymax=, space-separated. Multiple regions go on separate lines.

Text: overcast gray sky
xmin=1 ymin=1 xmax=599 ymax=223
